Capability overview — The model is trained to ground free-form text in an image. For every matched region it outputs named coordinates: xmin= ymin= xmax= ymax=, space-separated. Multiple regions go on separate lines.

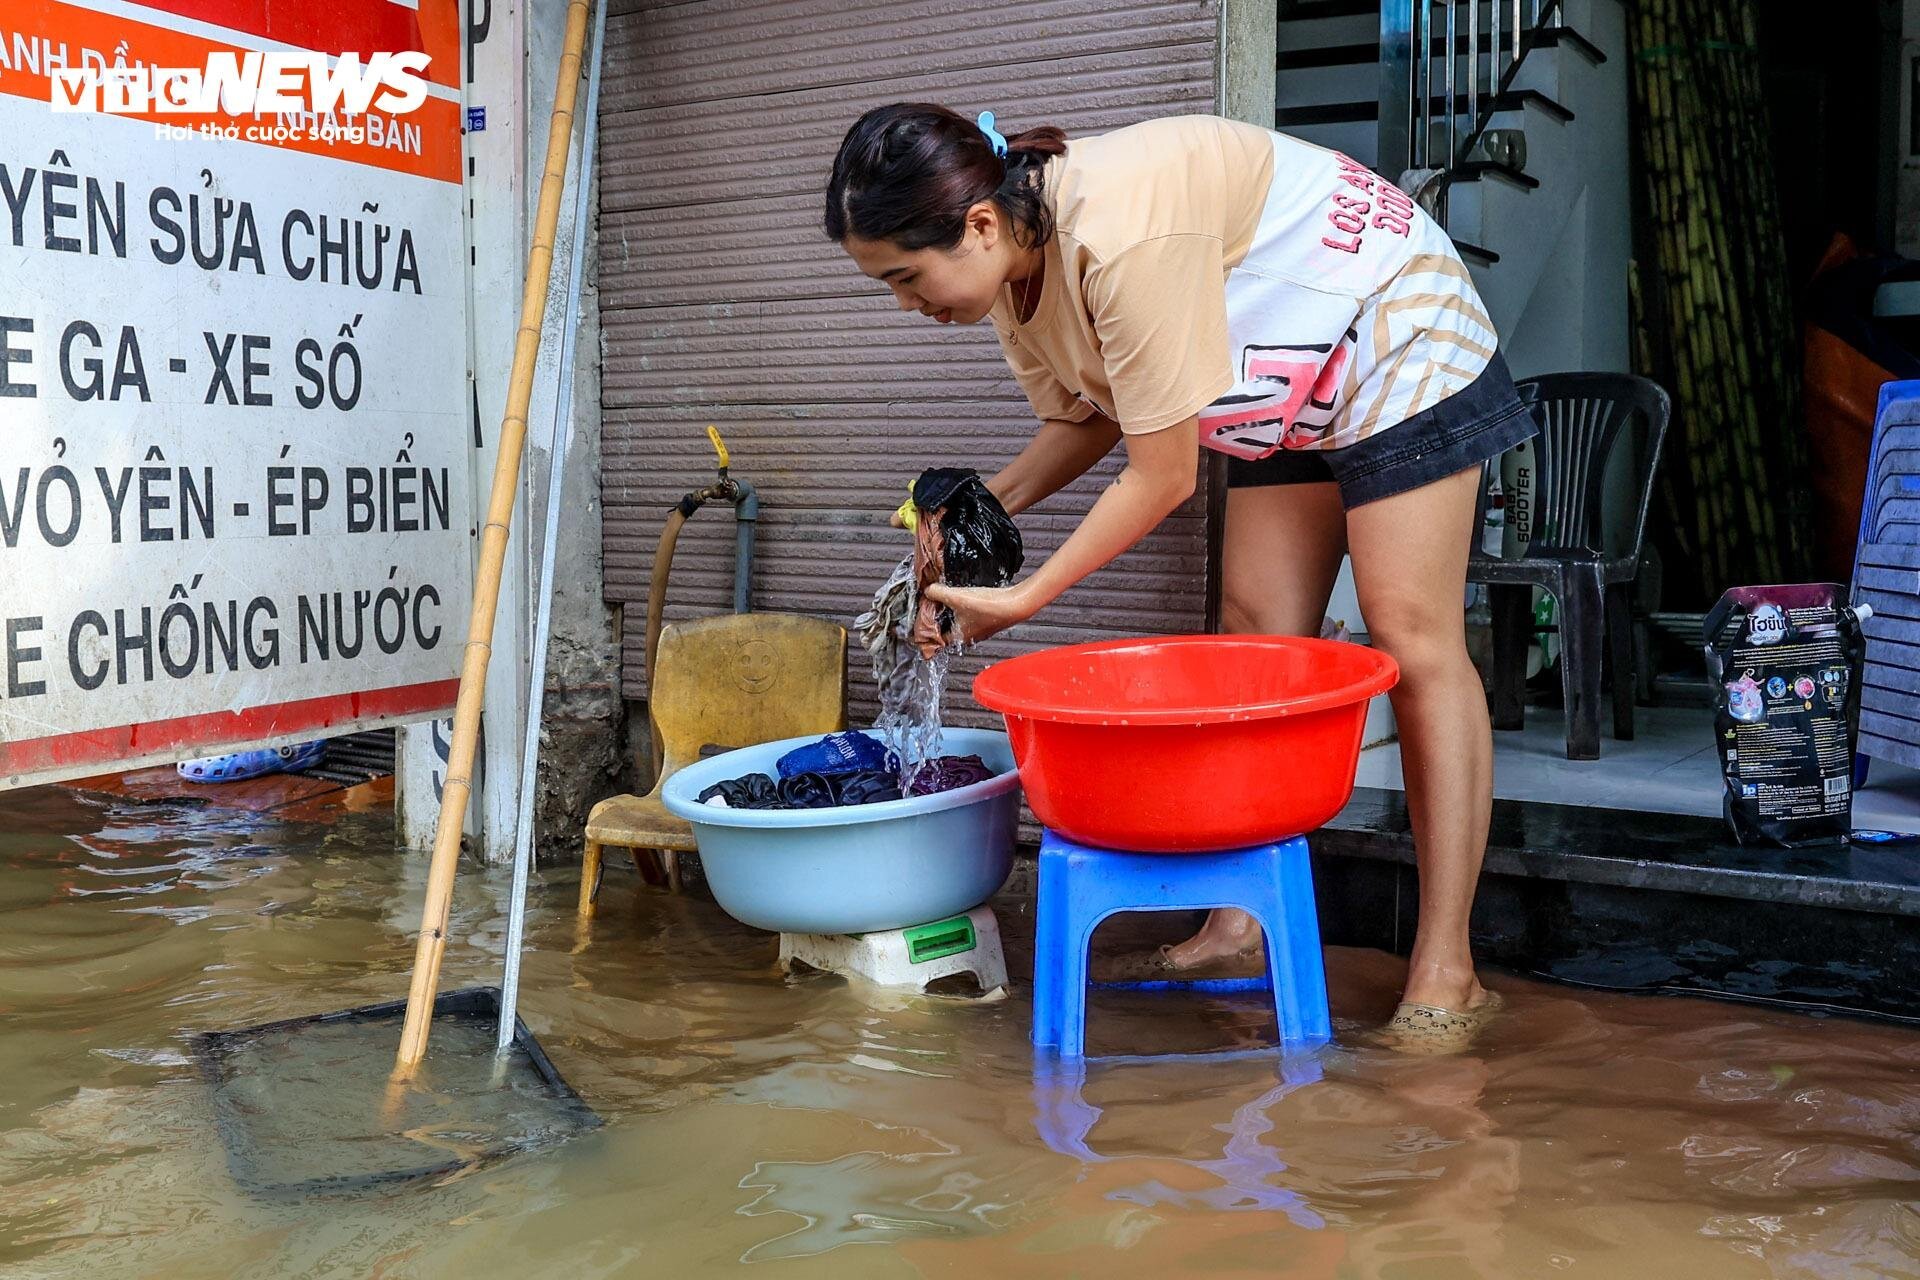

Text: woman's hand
xmin=923 ymin=579 xmax=1042 ymax=648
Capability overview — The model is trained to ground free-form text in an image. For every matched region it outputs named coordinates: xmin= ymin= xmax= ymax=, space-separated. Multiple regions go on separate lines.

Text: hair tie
xmin=975 ymin=110 xmax=1008 ymax=158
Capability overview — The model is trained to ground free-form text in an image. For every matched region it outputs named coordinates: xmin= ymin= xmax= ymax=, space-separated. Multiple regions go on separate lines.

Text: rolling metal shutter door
xmin=599 ymin=0 xmax=1223 ymax=727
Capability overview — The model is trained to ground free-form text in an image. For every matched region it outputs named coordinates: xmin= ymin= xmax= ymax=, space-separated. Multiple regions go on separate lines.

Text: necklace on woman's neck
xmin=1012 ymin=247 xmax=1042 ymax=331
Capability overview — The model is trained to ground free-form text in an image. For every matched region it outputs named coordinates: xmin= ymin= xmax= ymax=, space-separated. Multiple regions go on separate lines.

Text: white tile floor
xmin=1354 ymin=703 xmax=1920 ymax=834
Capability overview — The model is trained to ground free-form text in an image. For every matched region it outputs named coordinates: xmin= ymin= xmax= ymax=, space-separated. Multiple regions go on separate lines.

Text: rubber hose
xmin=645 ymin=507 xmax=690 ymax=779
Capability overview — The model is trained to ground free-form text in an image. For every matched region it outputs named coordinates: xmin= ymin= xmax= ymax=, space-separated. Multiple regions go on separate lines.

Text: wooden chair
xmin=580 ymin=612 xmax=847 ymax=913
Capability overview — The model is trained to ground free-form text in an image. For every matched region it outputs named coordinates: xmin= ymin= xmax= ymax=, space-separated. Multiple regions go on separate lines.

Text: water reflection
xmin=1031 ymin=1050 xmax=1326 ymax=1222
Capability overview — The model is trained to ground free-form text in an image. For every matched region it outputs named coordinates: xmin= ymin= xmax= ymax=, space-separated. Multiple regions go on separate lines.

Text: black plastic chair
xmin=1469 ymin=373 xmax=1672 ymax=760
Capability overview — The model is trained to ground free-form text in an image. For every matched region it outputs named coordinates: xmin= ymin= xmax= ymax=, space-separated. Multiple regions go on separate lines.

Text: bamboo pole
xmin=395 ymin=0 xmax=594 ymax=1073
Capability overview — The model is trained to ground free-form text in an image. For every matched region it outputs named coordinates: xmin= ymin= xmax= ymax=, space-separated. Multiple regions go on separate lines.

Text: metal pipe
xmin=1377 ymin=2 xmax=1415 ymax=186
xmin=1419 ymin=1 xmax=1434 ymax=167
xmin=731 ymin=480 xmax=759 ymax=615
xmin=1491 ymin=0 xmax=1501 ymax=93
xmin=1415 ymin=0 xmax=1428 ymax=167
xmin=1445 ymin=0 xmax=1457 ymax=165
xmin=1466 ymin=0 xmax=1478 ymax=146
xmin=1513 ymin=0 xmax=1523 ymax=80
xmin=497 ymin=0 xmax=609 ymax=1054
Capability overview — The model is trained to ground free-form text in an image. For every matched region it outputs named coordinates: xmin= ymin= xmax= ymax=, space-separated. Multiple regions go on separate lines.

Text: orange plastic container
xmin=972 ymin=635 xmax=1399 ymax=852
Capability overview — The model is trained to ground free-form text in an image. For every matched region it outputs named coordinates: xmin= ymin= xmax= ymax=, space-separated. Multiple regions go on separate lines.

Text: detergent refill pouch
xmin=1703 ymin=584 xmax=1868 ymax=847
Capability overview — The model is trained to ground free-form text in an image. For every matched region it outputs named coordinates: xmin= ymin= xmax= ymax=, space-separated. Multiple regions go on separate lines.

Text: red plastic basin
xmin=972 ymin=635 xmax=1399 ymax=852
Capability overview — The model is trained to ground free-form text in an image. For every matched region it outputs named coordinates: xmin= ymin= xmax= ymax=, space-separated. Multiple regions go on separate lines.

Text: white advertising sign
xmin=1 ymin=0 xmax=471 ymax=788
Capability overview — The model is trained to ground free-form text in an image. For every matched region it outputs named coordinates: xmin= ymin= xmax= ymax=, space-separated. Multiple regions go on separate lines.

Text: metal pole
xmin=497 ymin=0 xmax=608 ymax=1054
xmin=1419 ymin=1 xmax=1434 ymax=167
xmin=1513 ymin=0 xmax=1523 ymax=68
xmin=1466 ymin=0 xmax=1478 ymax=146
xmin=1445 ymin=0 xmax=1457 ymax=166
xmin=1491 ymin=0 xmax=1501 ymax=92
xmin=731 ymin=482 xmax=759 ymax=615
xmin=1412 ymin=0 xmax=1427 ymax=168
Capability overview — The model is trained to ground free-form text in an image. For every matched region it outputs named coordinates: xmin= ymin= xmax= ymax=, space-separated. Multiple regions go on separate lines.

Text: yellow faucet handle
xmin=705 ymin=424 xmax=730 ymax=470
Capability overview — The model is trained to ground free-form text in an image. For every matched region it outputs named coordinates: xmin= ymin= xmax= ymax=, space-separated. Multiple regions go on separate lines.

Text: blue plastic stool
xmin=1031 ymin=830 xmax=1331 ymax=1058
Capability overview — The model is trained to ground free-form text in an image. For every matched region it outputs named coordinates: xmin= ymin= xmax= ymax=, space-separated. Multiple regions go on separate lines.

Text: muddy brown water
xmin=2 ymin=785 xmax=1917 ymax=1278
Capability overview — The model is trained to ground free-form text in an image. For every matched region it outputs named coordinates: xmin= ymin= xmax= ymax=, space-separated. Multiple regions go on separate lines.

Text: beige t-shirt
xmin=991 ymin=115 xmax=1273 ymax=435
xmin=989 ymin=115 xmax=1495 ymax=453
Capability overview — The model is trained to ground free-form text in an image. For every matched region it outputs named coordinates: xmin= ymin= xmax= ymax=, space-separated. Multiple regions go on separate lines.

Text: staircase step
xmin=1278 ymin=0 xmax=1376 ymax=17
xmin=1534 ymin=25 xmax=1607 ymax=64
xmin=1419 ymin=87 xmax=1573 ymax=125
xmin=1276 ymin=41 xmax=1377 ymax=71
xmin=1275 ymin=100 xmax=1378 ymax=127
xmin=1277 ymin=87 xmax=1573 ymax=130
xmin=1276 ymin=4 xmax=1377 ymax=52
xmin=1423 ymin=25 xmax=1611 ymax=64
xmin=1281 ymin=25 xmax=1608 ymax=70
xmin=1450 ymin=237 xmax=1499 ymax=266
xmin=1281 ymin=119 xmax=1381 ymax=167
xmin=1452 ymin=159 xmax=1539 ymax=190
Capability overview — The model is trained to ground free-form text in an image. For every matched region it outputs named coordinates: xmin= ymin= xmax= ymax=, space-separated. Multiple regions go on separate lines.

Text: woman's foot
xmin=1400 ymin=961 xmax=1489 ymax=1017
xmin=1088 ymin=908 xmax=1266 ymax=984
xmin=1090 ymin=943 xmax=1266 ymax=984
xmin=1380 ymin=958 xmax=1503 ymax=1055
xmin=1163 ymin=906 xmax=1262 ymax=968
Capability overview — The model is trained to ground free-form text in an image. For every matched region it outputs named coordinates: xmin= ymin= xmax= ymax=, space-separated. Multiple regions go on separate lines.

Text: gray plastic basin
xmin=661 ymin=728 xmax=1022 ymax=935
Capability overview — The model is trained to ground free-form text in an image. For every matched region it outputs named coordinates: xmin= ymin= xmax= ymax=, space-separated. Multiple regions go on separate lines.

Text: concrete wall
xmin=524 ymin=0 xmax=625 ymax=848
xmin=395 ymin=0 xmax=624 ymax=863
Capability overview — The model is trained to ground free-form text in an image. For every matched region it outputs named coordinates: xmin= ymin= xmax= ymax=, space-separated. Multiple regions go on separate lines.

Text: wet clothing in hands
xmin=856 ymin=557 xmax=917 ymax=693
xmin=908 ymin=468 xmax=1024 ymax=657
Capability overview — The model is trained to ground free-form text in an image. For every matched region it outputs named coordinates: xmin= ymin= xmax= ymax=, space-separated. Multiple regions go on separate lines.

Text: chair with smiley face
xmin=580 ymin=612 xmax=847 ymax=912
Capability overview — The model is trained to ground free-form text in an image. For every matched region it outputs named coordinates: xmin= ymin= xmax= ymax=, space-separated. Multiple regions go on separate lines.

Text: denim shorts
xmin=1225 ymin=351 xmax=1538 ymax=507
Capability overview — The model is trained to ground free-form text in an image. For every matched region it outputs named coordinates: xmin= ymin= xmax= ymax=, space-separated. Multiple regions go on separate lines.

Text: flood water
xmin=3 ymin=784 xmax=1918 ymax=1278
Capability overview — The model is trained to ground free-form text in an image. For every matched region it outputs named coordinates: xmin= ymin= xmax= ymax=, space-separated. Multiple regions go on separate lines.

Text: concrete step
xmin=1279 ymin=87 xmax=1571 ymax=183
xmin=1277 ymin=0 xmax=1378 ymax=55
xmin=1277 ymin=117 xmax=1381 ymax=168
xmin=1314 ymin=787 xmax=1920 ymax=1024
xmin=1276 ymin=58 xmax=1378 ymax=115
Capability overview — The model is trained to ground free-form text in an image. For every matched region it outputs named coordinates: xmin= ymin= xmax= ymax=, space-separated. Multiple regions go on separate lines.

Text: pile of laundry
xmin=697 ymin=731 xmax=994 ymax=811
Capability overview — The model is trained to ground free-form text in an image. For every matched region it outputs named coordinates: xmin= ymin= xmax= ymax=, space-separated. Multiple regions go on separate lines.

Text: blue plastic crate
xmin=1850 ymin=381 xmax=1920 ymax=777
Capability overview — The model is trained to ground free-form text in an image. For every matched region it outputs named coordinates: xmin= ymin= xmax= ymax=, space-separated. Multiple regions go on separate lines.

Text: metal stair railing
xmin=1379 ymin=0 xmax=1566 ymax=223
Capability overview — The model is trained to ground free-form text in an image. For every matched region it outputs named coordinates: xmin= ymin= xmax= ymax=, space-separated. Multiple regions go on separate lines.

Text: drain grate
xmin=294 ymin=728 xmax=397 ymax=786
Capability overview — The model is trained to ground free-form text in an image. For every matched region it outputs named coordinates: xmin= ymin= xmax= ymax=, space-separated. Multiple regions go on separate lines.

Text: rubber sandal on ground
xmin=1090 ymin=943 xmax=1267 ymax=985
xmin=1376 ymin=989 xmax=1507 ymax=1056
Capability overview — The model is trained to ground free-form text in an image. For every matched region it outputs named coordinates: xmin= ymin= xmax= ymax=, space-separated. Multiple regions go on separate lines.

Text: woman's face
xmin=843 ymin=202 xmax=1008 ymax=327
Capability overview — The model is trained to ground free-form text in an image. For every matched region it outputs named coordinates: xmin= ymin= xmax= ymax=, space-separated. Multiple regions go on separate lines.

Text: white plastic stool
xmin=779 ymin=904 xmax=1008 ymax=1000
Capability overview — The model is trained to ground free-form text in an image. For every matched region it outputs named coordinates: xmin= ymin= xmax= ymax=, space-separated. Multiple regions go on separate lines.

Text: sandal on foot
xmin=1377 ymin=989 xmax=1506 ymax=1056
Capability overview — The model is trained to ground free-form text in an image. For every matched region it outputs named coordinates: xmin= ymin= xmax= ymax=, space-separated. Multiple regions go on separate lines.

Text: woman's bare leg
xmin=1345 ymin=465 xmax=1492 ymax=1013
xmin=1165 ymin=481 xmax=1348 ymax=967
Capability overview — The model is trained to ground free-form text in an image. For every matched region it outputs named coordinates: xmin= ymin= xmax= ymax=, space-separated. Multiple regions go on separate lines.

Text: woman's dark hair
xmin=824 ymin=103 xmax=1068 ymax=251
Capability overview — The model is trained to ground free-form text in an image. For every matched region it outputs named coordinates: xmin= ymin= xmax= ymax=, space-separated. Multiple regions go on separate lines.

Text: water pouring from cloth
xmin=858 ymin=468 xmax=1023 ymax=790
